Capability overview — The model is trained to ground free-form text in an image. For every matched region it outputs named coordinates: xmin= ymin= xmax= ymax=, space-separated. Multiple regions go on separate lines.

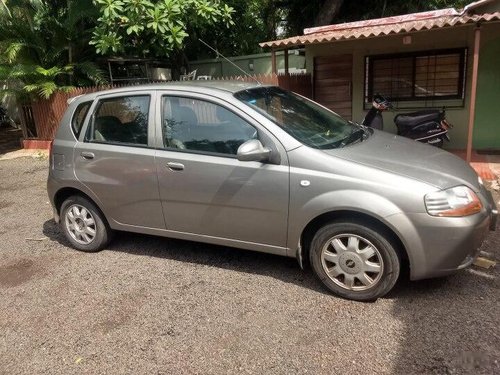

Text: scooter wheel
xmin=434 ymin=139 xmax=444 ymax=148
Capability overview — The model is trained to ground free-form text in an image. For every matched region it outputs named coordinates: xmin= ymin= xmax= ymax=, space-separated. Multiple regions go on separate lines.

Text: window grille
xmin=365 ymin=48 xmax=467 ymax=102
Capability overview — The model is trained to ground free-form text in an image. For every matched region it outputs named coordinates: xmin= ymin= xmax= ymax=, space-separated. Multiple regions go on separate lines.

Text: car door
xmin=74 ymin=91 xmax=165 ymax=229
xmin=154 ymin=92 xmax=289 ymax=250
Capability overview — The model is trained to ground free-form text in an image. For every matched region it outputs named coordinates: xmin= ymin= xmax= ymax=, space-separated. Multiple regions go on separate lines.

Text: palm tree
xmin=0 ymin=0 xmax=106 ymax=99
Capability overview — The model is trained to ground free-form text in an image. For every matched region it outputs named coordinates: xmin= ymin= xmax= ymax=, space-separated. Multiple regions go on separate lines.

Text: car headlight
xmin=425 ymin=186 xmax=482 ymax=217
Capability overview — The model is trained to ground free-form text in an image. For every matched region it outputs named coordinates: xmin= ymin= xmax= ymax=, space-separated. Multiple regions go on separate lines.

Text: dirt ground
xmin=0 ymin=156 xmax=499 ymax=374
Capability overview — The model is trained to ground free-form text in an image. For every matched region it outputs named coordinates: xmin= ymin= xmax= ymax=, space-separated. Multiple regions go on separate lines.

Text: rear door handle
xmin=166 ymin=162 xmax=185 ymax=171
xmin=81 ymin=152 xmax=95 ymax=160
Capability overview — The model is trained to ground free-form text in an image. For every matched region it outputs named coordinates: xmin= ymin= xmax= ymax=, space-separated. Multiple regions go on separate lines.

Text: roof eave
xmin=259 ymin=12 xmax=500 ymax=49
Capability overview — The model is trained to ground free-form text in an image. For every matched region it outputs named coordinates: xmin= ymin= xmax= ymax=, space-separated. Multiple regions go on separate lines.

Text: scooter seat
xmin=394 ymin=110 xmax=443 ymax=128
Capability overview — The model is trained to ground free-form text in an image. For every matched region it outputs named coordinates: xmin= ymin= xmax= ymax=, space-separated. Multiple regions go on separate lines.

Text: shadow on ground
xmin=42 ymin=218 xmax=500 ymax=374
xmin=42 ymin=219 xmax=329 ymax=296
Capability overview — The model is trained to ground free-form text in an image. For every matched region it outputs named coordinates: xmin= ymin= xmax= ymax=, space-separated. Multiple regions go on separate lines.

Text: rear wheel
xmin=60 ymin=195 xmax=112 ymax=252
xmin=434 ymin=138 xmax=444 ymax=148
xmin=309 ymin=221 xmax=400 ymax=301
xmin=425 ymin=137 xmax=444 ymax=148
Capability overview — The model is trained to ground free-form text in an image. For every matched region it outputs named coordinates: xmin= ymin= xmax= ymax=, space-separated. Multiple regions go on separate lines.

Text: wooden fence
xmin=27 ymin=73 xmax=312 ymax=140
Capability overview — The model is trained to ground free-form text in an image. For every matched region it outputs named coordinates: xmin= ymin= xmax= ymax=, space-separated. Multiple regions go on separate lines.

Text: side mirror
xmin=237 ymin=139 xmax=271 ymax=162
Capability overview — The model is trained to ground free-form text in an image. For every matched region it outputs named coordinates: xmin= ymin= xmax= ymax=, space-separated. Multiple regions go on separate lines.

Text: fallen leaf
xmin=473 ymin=257 xmax=497 ymax=269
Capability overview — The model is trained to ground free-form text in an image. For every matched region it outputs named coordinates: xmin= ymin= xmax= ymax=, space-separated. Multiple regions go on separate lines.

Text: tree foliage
xmin=335 ymin=0 xmax=469 ymax=24
xmin=186 ymin=0 xmax=273 ymax=59
xmin=0 ymin=0 xmax=106 ymax=99
xmin=0 ymin=0 xmax=475 ymax=96
xmin=91 ymin=0 xmax=235 ymax=58
xmin=271 ymin=0 xmax=471 ymax=38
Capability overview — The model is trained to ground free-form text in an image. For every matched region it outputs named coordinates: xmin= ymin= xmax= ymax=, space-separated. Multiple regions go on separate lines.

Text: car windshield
xmin=234 ymin=86 xmax=366 ymax=149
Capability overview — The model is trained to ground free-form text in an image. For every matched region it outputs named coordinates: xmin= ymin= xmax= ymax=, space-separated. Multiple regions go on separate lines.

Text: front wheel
xmin=60 ymin=195 xmax=112 ymax=252
xmin=309 ymin=222 xmax=400 ymax=301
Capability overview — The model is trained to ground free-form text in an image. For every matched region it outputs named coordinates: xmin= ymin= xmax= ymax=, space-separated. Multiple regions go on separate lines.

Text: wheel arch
xmin=54 ymin=187 xmax=109 ymax=226
xmin=299 ymin=210 xmax=410 ymax=269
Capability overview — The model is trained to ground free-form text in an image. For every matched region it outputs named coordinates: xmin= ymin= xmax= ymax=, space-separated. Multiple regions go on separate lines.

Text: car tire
xmin=60 ymin=195 xmax=112 ymax=252
xmin=309 ymin=221 xmax=400 ymax=301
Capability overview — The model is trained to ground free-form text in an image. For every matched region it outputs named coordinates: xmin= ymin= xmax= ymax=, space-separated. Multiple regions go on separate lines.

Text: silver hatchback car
xmin=47 ymin=82 xmax=497 ymax=301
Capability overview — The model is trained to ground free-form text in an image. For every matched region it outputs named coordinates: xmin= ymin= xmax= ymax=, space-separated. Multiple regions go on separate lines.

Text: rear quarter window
xmin=71 ymin=101 xmax=92 ymax=139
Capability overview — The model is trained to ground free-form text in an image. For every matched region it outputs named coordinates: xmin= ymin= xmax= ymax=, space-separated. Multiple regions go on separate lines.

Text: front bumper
xmin=482 ymin=186 xmax=498 ymax=231
xmin=387 ymin=188 xmax=497 ymax=280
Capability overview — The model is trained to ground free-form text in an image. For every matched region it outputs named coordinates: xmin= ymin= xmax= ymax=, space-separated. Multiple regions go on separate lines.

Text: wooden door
xmin=314 ymin=55 xmax=353 ymax=120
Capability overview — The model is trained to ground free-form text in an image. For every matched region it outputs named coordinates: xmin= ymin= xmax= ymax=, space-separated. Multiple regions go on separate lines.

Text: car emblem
xmin=346 ymin=259 xmax=356 ymax=268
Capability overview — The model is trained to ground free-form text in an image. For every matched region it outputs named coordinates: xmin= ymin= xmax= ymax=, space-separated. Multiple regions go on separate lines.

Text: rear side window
xmin=88 ymin=95 xmax=150 ymax=146
xmin=71 ymin=101 xmax=91 ymax=139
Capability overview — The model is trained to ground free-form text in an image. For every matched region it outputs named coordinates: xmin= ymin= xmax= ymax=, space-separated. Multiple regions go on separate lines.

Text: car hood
xmin=324 ymin=130 xmax=480 ymax=190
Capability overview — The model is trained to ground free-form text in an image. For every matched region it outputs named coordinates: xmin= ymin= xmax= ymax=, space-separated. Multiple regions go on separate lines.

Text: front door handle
xmin=166 ymin=162 xmax=185 ymax=171
xmin=81 ymin=152 xmax=95 ymax=160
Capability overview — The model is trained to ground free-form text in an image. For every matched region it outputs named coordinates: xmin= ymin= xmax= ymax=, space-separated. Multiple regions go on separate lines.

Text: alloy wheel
xmin=320 ymin=234 xmax=384 ymax=291
xmin=64 ymin=204 xmax=97 ymax=245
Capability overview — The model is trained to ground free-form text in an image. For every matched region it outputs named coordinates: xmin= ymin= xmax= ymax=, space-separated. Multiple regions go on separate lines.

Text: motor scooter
xmin=362 ymin=94 xmax=452 ymax=148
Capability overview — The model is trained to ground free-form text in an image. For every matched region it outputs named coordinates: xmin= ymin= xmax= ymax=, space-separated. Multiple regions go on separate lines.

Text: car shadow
xmin=43 ymin=219 xmax=500 ymax=372
xmin=42 ymin=219 xmax=500 ymax=306
xmin=42 ymin=219 xmax=329 ymax=296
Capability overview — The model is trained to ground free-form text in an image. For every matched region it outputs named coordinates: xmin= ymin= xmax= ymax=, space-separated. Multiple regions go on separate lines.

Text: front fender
xmin=287 ymin=190 xmax=424 ymax=277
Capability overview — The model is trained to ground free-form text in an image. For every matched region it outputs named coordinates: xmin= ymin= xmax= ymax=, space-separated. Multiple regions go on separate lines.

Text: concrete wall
xmin=189 ymin=50 xmax=306 ymax=77
xmin=305 ymin=22 xmax=500 ymax=150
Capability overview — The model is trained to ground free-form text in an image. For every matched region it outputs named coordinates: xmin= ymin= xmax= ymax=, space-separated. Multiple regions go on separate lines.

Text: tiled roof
xmin=259 ymin=9 xmax=500 ymax=48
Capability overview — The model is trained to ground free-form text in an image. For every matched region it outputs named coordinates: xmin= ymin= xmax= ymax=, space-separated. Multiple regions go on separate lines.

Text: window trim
xmin=84 ymin=93 xmax=152 ymax=148
xmin=160 ymin=94 xmax=259 ymax=158
xmin=365 ymin=48 xmax=468 ymax=103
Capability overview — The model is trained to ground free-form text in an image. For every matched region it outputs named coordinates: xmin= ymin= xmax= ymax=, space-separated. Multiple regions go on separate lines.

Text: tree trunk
xmin=314 ymin=0 xmax=344 ymax=26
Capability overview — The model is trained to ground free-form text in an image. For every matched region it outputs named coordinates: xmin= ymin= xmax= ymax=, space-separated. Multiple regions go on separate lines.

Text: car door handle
xmin=81 ymin=152 xmax=95 ymax=160
xmin=166 ymin=162 xmax=185 ymax=171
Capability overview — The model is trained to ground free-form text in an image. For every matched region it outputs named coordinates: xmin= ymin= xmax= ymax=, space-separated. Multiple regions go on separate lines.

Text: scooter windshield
xmin=235 ymin=86 xmax=361 ymax=149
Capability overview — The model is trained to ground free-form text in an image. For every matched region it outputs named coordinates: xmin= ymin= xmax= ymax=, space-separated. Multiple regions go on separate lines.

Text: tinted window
xmin=89 ymin=95 xmax=150 ymax=145
xmin=71 ymin=101 xmax=91 ymax=138
xmin=162 ymin=96 xmax=256 ymax=155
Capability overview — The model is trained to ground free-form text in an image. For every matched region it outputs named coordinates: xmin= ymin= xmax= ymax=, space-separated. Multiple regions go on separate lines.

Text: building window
xmin=365 ymin=48 xmax=467 ymax=103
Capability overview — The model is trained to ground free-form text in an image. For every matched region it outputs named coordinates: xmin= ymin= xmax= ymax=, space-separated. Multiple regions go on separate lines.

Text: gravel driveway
xmin=1 ymin=157 xmax=499 ymax=374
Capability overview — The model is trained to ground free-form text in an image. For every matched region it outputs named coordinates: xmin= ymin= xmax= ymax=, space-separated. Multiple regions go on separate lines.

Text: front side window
xmin=162 ymin=96 xmax=257 ymax=155
xmin=235 ymin=87 xmax=359 ymax=149
xmin=89 ymin=95 xmax=150 ymax=146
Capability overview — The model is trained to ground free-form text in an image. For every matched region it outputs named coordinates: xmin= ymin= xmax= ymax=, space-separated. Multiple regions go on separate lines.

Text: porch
xmin=261 ymin=1 xmax=500 ymax=163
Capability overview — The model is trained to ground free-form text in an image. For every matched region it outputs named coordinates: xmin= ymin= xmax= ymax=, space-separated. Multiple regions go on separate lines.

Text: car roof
xmin=86 ymin=80 xmax=268 ymax=97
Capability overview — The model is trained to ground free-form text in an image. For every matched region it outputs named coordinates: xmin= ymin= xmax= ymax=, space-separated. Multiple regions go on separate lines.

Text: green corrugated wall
xmin=473 ymin=35 xmax=500 ymax=150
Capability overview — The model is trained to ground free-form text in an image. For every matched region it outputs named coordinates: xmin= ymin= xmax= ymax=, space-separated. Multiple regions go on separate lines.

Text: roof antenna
xmin=198 ymin=38 xmax=262 ymax=85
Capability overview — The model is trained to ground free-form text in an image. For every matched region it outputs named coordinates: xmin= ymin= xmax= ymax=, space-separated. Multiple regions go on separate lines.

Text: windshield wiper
xmin=340 ymin=128 xmax=366 ymax=148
